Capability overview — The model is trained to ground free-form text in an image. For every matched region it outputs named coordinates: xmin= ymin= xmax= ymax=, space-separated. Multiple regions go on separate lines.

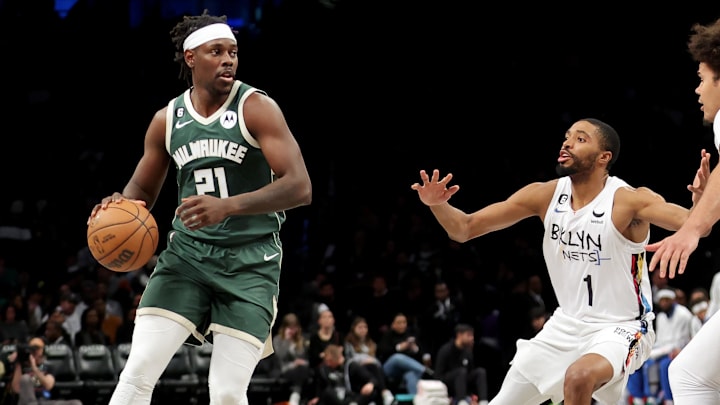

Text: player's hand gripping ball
xmin=87 ymin=200 xmax=159 ymax=272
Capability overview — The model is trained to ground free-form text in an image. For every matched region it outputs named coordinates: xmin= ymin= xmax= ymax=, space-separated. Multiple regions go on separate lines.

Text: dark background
xmin=2 ymin=1 xmax=720 ymax=308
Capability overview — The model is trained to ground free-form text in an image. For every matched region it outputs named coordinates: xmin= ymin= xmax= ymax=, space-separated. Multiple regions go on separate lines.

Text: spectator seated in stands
xmin=272 ymin=312 xmax=313 ymax=405
xmin=377 ymin=312 xmax=432 ymax=395
xmin=309 ymin=344 xmax=394 ymax=405
xmin=435 ymin=324 xmax=488 ymax=405
xmin=343 ymin=316 xmax=395 ymax=403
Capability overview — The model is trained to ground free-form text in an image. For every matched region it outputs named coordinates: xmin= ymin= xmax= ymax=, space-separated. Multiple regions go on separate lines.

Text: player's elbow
xmin=447 ymin=231 xmax=470 ymax=243
xmin=295 ymin=178 xmax=312 ymax=206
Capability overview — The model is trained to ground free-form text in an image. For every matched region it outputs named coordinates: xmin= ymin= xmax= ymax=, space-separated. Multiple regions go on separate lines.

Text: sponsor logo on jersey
xmin=221 ymin=111 xmax=238 ymax=129
xmin=175 ymin=119 xmax=194 ymax=129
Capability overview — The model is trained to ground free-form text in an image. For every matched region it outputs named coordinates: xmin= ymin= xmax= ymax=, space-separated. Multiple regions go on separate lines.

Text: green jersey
xmin=165 ymin=80 xmax=285 ymax=246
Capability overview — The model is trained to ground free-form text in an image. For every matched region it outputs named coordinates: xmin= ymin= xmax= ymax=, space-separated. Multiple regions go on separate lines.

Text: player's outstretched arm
xmin=411 ymin=169 xmax=547 ymax=243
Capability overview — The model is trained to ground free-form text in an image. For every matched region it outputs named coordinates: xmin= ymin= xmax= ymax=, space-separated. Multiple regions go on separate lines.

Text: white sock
xmin=289 ymin=391 xmax=301 ymax=405
xmin=382 ymin=389 xmax=394 ymax=405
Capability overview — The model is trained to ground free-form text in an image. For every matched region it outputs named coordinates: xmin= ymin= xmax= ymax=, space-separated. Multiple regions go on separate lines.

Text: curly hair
xmin=169 ymin=9 xmax=229 ymax=84
xmin=688 ymin=18 xmax=720 ymax=82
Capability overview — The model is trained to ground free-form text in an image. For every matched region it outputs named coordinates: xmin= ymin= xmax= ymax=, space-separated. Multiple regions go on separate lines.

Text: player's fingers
xmin=441 ymin=173 xmax=453 ymax=185
xmin=666 ymin=252 xmax=685 ymax=279
xmin=431 ymin=169 xmax=440 ymax=183
xmin=87 ymin=207 xmax=99 ymax=225
xmin=645 ymin=240 xmax=661 ymax=253
xmin=419 ymin=170 xmax=429 ymax=183
xmin=676 ymin=255 xmax=690 ymax=277
xmin=647 ymin=246 xmax=668 ymax=277
xmin=447 ymin=185 xmax=460 ymax=196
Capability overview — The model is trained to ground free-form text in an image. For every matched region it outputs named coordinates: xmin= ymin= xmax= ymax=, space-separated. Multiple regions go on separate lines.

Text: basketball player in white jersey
xmin=646 ymin=17 xmax=720 ymax=405
xmin=411 ymin=118 xmax=710 ymax=405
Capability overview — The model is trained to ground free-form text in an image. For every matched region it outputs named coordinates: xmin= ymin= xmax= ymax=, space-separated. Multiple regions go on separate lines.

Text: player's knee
xmin=563 ymin=365 xmax=595 ymax=392
xmin=209 ymin=378 xmax=249 ymax=404
xmin=210 ymin=387 xmax=246 ymax=404
xmin=118 ymin=371 xmax=156 ymax=392
xmin=209 ymin=365 xmax=253 ymax=403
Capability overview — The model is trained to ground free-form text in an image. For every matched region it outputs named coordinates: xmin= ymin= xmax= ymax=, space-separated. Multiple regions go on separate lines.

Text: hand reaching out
xmin=411 ymin=169 xmax=460 ymax=206
xmin=646 ymin=227 xmax=700 ymax=279
xmin=688 ymin=148 xmax=712 ymax=205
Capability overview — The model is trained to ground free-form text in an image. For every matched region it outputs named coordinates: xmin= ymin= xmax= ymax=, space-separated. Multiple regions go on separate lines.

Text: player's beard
xmin=555 ymin=152 xmax=597 ymax=177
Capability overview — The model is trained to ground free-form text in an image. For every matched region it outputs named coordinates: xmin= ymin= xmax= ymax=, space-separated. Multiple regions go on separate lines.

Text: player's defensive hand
xmin=646 ymin=227 xmax=701 ymax=279
xmin=688 ymin=148 xmax=711 ymax=205
xmin=411 ymin=169 xmax=460 ymax=206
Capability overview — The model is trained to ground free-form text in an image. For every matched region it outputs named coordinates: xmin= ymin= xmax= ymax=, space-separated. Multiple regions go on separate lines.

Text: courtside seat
xmin=44 ymin=343 xmax=84 ymax=398
xmin=0 ymin=344 xmax=17 ymax=392
xmin=191 ymin=341 xmax=213 ymax=402
xmin=112 ymin=342 xmax=132 ymax=376
xmin=155 ymin=345 xmax=199 ymax=401
xmin=76 ymin=344 xmax=117 ymax=404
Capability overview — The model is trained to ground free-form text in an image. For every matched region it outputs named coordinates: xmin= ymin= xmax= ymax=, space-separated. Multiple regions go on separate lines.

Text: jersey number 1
xmin=583 ymin=275 xmax=594 ymax=306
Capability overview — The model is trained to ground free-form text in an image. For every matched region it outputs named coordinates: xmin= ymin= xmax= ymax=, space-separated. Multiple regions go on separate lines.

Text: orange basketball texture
xmin=87 ymin=200 xmax=159 ymax=272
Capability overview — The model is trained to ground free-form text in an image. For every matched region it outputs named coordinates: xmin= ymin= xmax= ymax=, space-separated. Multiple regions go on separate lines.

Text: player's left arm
xmin=225 ymin=91 xmax=312 ymax=216
xmin=630 ymin=187 xmax=705 ymax=234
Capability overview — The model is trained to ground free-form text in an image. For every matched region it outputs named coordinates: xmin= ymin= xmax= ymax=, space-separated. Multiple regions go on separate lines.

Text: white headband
xmin=183 ymin=23 xmax=236 ymax=51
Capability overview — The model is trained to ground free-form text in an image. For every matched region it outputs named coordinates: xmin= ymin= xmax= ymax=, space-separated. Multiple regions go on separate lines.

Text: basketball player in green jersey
xmin=87 ymin=11 xmax=312 ymax=405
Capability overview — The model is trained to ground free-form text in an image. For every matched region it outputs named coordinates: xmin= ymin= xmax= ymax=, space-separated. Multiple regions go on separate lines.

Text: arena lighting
xmin=54 ymin=0 xmax=78 ymax=18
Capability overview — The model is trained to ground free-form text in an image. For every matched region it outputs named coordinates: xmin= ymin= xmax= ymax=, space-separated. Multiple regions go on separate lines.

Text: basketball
xmin=87 ymin=200 xmax=159 ymax=272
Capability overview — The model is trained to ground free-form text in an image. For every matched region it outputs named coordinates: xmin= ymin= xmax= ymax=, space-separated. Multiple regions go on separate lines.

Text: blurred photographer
xmin=9 ymin=337 xmax=81 ymax=405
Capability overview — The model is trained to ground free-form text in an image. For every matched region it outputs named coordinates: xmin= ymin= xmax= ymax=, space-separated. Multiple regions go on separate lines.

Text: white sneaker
xmin=289 ymin=391 xmax=301 ymax=405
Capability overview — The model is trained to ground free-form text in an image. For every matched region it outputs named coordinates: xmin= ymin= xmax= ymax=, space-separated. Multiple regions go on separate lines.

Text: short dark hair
xmin=688 ymin=18 xmax=720 ymax=82
xmin=581 ymin=118 xmax=621 ymax=171
xmin=455 ymin=323 xmax=474 ymax=335
xmin=169 ymin=9 xmax=231 ymax=84
xmin=60 ymin=292 xmax=80 ymax=304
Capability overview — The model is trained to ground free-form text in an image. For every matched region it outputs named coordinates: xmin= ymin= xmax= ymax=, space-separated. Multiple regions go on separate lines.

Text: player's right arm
xmin=88 ymin=108 xmax=171 ymax=222
xmin=411 ymin=169 xmax=552 ymax=243
xmin=120 ymin=107 xmax=172 ymax=210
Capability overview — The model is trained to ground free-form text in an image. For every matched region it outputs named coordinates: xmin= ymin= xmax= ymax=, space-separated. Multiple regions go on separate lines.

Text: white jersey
xmin=542 ymin=176 xmax=654 ymax=323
